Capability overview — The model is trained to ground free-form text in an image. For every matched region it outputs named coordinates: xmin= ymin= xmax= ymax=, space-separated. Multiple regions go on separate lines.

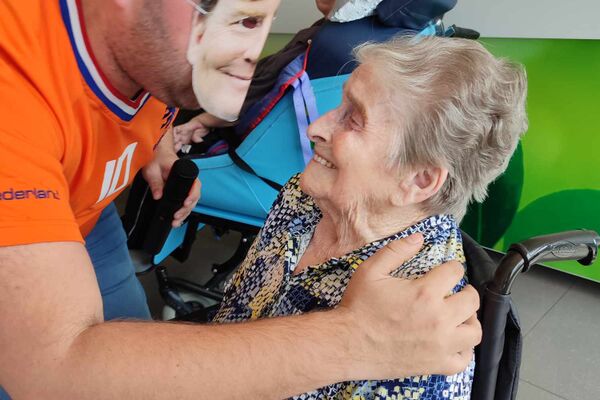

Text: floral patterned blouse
xmin=213 ymin=174 xmax=474 ymax=399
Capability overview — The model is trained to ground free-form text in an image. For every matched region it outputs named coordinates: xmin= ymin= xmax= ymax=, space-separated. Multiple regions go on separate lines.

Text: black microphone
xmin=143 ymin=158 xmax=199 ymax=256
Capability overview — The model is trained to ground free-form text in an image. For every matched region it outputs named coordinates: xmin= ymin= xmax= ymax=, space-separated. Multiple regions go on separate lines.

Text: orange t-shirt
xmin=0 ymin=0 xmax=176 ymax=245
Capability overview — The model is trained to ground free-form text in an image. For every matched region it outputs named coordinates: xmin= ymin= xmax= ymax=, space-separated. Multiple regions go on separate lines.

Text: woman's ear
xmin=186 ymin=14 xmax=207 ymax=65
xmin=391 ymin=166 xmax=448 ymax=207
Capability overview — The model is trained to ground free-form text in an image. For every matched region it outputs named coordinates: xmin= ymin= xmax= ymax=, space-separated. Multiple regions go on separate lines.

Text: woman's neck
xmin=313 ymin=199 xmax=426 ymax=258
xmin=294 ymin=200 xmax=426 ymax=274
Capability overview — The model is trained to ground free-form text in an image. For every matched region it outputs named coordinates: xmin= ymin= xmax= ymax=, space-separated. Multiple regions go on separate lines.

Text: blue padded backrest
xmin=191 ymin=74 xmax=350 ymax=222
xmin=238 ymin=73 xmax=350 ymax=184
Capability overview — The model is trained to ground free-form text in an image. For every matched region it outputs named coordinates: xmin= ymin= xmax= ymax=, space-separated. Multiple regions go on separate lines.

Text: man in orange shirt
xmin=0 ymin=0 xmax=481 ymax=398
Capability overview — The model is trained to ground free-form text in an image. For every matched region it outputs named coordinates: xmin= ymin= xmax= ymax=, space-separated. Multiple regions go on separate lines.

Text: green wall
xmin=462 ymin=38 xmax=600 ymax=282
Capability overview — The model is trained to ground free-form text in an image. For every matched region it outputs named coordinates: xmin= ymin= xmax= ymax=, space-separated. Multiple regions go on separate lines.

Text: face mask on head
xmin=185 ymin=1 xmax=247 ymax=122
xmin=183 ymin=0 xmax=209 ymax=16
xmin=185 ymin=0 xmax=276 ymax=122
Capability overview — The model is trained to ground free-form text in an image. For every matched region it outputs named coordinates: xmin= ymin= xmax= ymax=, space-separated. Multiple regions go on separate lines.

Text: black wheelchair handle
xmin=489 ymin=229 xmax=600 ymax=295
xmin=451 ymin=26 xmax=480 ymax=40
xmin=143 ymin=158 xmax=199 ymax=256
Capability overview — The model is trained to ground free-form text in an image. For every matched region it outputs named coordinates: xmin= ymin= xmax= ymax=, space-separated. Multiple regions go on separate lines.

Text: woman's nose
xmin=307 ymin=112 xmax=334 ymax=143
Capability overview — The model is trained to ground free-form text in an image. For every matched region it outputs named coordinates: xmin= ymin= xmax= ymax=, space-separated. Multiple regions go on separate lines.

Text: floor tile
xmin=519 ymin=278 xmax=600 ymax=400
xmin=517 ymin=380 xmax=566 ymax=400
xmin=509 ymin=265 xmax=577 ymax=336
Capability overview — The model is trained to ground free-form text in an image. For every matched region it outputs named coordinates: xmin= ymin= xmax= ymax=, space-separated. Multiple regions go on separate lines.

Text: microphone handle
xmin=143 ymin=158 xmax=199 ymax=256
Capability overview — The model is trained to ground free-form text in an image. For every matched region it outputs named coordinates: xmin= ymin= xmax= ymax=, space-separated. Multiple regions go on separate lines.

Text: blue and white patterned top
xmin=213 ymin=174 xmax=474 ymax=399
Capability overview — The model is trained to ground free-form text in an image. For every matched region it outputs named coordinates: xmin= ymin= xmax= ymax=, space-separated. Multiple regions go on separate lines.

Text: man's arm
xmin=0 ymin=236 xmax=480 ymax=399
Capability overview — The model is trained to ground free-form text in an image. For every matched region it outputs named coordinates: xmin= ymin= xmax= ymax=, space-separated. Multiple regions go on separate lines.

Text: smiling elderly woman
xmin=212 ymin=36 xmax=528 ymax=399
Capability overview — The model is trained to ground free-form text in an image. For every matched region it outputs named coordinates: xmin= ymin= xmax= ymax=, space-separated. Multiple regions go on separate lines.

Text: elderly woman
xmin=213 ymin=36 xmax=528 ymax=399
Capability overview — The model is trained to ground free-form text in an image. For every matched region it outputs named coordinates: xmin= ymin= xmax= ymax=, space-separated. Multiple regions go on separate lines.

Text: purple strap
xmin=292 ymin=71 xmax=319 ymax=166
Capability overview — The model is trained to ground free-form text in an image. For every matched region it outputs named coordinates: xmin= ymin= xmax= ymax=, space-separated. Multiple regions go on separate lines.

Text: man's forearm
xmin=2 ymin=240 xmax=481 ymax=399
xmin=156 ymin=126 xmax=178 ymax=156
xmin=43 ymin=311 xmax=352 ymax=399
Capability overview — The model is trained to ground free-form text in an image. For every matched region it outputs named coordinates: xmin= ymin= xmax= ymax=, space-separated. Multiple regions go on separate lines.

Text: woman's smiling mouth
xmin=313 ymin=153 xmax=336 ymax=169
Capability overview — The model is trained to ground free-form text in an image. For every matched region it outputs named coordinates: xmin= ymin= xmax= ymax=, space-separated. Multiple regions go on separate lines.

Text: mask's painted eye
xmin=240 ymin=16 xmax=260 ymax=29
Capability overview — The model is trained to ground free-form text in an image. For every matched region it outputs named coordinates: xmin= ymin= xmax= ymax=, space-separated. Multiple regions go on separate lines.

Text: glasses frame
xmin=183 ymin=0 xmax=209 ymax=15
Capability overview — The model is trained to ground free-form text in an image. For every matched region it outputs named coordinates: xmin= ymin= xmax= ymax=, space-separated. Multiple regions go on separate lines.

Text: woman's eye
xmin=345 ymin=111 xmax=361 ymax=129
xmin=238 ymin=17 xmax=261 ymax=29
xmin=339 ymin=109 xmax=350 ymax=123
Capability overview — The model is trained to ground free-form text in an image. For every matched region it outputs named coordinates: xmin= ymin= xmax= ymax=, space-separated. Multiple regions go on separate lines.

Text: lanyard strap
xmin=292 ymin=71 xmax=319 ymax=166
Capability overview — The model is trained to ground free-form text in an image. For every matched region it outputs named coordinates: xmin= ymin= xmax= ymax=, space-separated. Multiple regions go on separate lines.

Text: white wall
xmin=272 ymin=0 xmax=600 ymax=39
xmin=445 ymin=0 xmax=600 ymax=39
xmin=271 ymin=0 xmax=322 ymax=34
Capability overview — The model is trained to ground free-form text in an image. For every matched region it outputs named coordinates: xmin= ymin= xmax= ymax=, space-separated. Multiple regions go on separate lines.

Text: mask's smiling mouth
xmin=221 ymin=69 xmax=252 ymax=82
xmin=313 ymin=152 xmax=336 ymax=169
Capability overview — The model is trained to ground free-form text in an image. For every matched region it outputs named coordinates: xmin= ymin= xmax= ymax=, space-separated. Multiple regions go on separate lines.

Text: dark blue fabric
xmin=306 ymin=0 xmax=456 ymax=79
xmin=236 ymin=53 xmax=308 ymax=135
xmin=307 ymin=16 xmax=411 ymax=78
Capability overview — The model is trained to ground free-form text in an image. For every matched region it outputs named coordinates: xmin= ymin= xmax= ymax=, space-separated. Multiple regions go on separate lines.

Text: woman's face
xmin=187 ymin=0 xmax=280 ymax=121
xmin=300 ymin=64 xmax=402 ymax=212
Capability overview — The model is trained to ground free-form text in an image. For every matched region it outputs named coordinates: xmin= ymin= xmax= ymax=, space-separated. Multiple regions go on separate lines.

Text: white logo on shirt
xmin=96 ymin=142 xmax=138 ymax=203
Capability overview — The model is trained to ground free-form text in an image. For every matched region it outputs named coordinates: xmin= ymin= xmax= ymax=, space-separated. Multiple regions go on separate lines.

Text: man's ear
xmin=186 ymin=14 xmax=207 ymax=65
xmin=391 ymin=166 xmax=448 ymax=207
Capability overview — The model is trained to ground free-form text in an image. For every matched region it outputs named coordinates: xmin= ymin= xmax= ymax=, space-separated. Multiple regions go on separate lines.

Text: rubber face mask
xmin=186 ymin=0 xmax=278 ymax=122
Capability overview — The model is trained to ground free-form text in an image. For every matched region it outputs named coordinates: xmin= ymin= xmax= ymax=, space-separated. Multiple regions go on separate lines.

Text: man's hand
xmin=338 ymin=233 xmax=481 ymax=380
xmin=142 ymin=129 xmax=201 ymax=227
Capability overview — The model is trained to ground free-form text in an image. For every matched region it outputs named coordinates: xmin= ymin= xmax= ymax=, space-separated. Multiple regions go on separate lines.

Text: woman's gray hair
xmin=354 ymin=36 xmax=528 ymax=221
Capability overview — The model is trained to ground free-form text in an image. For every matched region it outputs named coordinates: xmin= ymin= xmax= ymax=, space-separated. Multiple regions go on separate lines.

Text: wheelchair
xmin=121 ymin=11 xmax=600 ymax=400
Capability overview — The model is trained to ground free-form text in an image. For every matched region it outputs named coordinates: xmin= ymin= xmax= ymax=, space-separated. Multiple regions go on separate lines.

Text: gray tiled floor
xmin=138 ymin=226 xmax=600 ymax=400
xmin=517 ymin=381 xmax=567 ymax=400
xmin=514 ymin=269 xmax=600 ymax=400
